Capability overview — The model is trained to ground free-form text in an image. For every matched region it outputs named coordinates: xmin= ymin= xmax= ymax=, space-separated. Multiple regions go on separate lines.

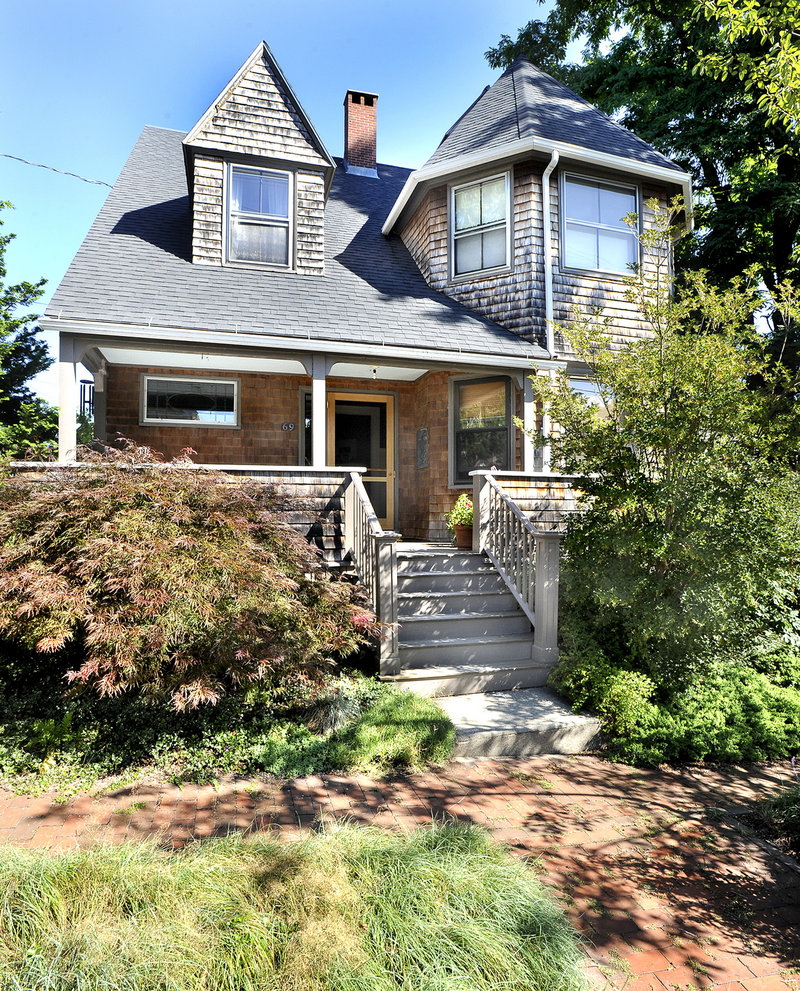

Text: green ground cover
xmin=0 ymin=825 xmax=587 ymax=991
xmin=0 ymin=646 xmax=453 ymax=798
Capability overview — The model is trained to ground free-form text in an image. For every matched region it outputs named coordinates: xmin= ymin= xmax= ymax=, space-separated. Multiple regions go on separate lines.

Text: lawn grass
xmin=0 ymin=825 xmax=587 ymax=991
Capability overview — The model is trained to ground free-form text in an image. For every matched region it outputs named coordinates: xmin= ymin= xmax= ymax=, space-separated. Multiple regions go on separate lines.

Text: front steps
xmin=384 ymin=546 xmax=554 ymax=697
xmin=435 ymin=687 xmax=601 ymax=757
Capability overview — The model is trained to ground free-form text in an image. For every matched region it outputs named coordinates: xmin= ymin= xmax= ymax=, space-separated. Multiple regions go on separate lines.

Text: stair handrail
xmin=471 ymin=470 xmax=561 ymax=666
xmin=342 ymin=471 xmax=400 ymax=674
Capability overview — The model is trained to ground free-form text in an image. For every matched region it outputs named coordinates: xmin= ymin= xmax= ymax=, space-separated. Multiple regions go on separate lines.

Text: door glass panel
xmin=363 ymin=481 xmax=387 ymax=518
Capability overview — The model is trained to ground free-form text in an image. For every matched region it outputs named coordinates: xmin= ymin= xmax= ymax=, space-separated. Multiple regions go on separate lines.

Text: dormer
xmin=182 ymin=41 xmax=335 ymax=274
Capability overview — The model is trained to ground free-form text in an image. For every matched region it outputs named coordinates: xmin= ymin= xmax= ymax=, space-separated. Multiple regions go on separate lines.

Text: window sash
xmin=451 ymin=174 xmax=509 ymax=277
xmin=452 ymin=377 xmax=512 ymax=483
xmin=563 ymin=176 xmax=638 ymax=274
xmin=141 ymin=376 xmax=239 ymax=427
xmin=228 ymin=165 xmax=292 ymax=267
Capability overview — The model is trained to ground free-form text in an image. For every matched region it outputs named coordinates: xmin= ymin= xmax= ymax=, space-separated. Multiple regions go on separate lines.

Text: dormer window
xmin=227 ymin=165 xmax=292 ymax=266
xmin=450 ymin=173 xmax=510 ymax=278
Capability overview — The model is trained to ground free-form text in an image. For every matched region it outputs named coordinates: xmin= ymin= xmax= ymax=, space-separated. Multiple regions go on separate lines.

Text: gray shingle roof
xmin=425 ymin=57 xmax=683 ymax=173
xmin=46 ymin=126 xmax=546 ymax=362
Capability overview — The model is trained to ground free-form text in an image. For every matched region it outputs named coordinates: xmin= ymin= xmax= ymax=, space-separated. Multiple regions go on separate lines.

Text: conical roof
xmin=425 ymin=57 xmax=681 ymax=173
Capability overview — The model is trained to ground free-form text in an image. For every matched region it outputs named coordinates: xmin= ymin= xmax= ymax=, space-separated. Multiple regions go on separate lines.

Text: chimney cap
xmin=344 ymin=89 xmax=379 ymax=104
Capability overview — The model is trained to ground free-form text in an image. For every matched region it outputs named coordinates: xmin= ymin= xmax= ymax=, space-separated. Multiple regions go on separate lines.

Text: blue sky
xmin=1 ymin=0 xmax=564 ymax=404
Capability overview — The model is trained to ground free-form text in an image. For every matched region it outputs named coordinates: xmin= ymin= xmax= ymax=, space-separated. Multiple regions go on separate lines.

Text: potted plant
xmin=446 ymin=493 xmax=474 ymax=549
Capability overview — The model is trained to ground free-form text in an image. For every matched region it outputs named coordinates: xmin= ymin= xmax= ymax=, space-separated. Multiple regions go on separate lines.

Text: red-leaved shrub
xmin=0 ymin=445 xmax=376 ymax=709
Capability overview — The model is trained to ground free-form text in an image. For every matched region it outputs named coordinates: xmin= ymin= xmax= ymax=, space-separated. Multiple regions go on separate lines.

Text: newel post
xmin=533 ymin=530 xmax=561 ymax=665
xmin=343 ymin=472 xmax=355 ymax=558
xmin=471 ymin=471 xmax=491 ymax=553
xmin=375 ymin=530 xmax=401 ymax=676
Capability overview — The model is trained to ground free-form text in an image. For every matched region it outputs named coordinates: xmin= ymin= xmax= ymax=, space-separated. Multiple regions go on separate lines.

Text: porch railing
xmin=342 ymin=471 xmax=400 ymax=674
xmin=472 ymin=471 xmax=562 ymax=665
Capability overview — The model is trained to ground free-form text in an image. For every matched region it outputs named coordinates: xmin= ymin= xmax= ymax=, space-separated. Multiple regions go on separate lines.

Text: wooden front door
xmin=327 ymin=392 xmax=395 ymax=529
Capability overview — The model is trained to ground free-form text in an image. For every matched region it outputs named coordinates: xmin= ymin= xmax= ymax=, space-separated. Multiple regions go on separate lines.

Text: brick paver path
xmin=1 ymin=756 xmax=798 ymax=990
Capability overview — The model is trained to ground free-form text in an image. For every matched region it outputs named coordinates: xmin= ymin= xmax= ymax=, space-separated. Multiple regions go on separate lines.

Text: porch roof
xmin=44 ymin=126 xmax=548 ymax=365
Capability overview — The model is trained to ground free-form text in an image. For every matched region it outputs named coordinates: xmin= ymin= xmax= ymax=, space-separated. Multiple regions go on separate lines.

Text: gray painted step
xmin=396 ymin=550 xmax=489 ymax=574
xmin=398 ymin=634 xmax=533 ymax=667
xmin=398 ymin=590 xmax=518 ymax=615
xmin=399 ymin=611 xmax=531 ymax=641
xmin=397 ymin=569 xmax=507 ymax=594
xmin=434 ymin=688 xmax=601 ymax=757
xmin=385 ymin=661 xmax=552 ymax=697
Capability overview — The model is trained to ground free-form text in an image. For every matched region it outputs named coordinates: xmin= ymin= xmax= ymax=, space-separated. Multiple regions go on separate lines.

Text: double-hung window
xmin=228 ymin=165 xmax=292 ymax=266
xmin=563 ymin=176 xmax=638 ymax=274
xmin=451 ymin=174 xmax=510 ymax=277
xmin=452 ymin=377 xmax=512 ymax=484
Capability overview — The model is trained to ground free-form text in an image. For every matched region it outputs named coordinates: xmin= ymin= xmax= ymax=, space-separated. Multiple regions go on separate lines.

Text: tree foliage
xmin=0 ymin=203 xmax=57 ymax=458
xmin=0 ymin=444 xmax=378 ymax=709
xmin=695 ymin=0 xmax=800 ymax=133
xmin=535 ymin=203 xmax=800 ymax=678
xmin=535 ymin=204 xmax=800 ymax=762
xmin=486 ymin=0 xmax=800 ymax=296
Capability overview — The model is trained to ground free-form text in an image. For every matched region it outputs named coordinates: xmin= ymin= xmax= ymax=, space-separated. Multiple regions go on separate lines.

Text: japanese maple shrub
xmin=0 ymin=444 xmax=377 ymax=709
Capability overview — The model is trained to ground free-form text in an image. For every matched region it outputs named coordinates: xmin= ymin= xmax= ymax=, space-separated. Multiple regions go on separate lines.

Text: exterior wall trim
xmin=43 ymin=321 xmax=564 ymax=372
xmin=382 ymin=136 xmax=693 ymax=237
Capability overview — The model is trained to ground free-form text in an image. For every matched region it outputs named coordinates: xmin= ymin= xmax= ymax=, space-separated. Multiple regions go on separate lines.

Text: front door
xmin=327 ymin=392 xmax=395 ymax=529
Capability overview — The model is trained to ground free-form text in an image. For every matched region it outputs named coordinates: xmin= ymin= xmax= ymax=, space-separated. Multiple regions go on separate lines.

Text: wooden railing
xmin=342 ymin=472 xmax=400 ymax=674
xmin=472 ymin=471 xmax=562 ymax=665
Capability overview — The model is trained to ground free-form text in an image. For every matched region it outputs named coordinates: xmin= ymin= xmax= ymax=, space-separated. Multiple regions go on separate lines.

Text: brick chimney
xmin=344 ymin=89 xmax=378 ymax=177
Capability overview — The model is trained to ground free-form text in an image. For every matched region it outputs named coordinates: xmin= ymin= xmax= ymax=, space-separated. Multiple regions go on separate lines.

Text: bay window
xmin=563 ymin=176 xmax=638 ymax=274
xmin=451 ymin=173 xmax=510 ymax=277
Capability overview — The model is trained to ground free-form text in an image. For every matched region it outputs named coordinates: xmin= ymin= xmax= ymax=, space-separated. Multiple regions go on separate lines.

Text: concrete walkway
xmin=1 ymin=756 xmax=798 ymax=990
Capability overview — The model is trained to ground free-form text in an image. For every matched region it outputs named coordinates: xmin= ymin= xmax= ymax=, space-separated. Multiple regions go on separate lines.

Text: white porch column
xmin=57 ymin=335 xmax=78 ymax=463
xmin=522 ymin=373 xmax=536 ymax=472
xmin=311 ymin=354 xmax=327 ymax=467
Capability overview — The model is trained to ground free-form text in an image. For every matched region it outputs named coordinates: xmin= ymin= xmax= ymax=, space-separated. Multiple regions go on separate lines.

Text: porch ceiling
xmin=94 ymin=347 xmax=428 ymax=382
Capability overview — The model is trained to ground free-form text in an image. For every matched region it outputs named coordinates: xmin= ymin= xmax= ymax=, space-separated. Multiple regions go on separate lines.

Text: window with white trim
xmin=563 ymin=176 xmax=638 ymax=274
xmin=142 ymin=376 xmax=239 ymax=427
xmin=227 ymin=165 xmax=292 ymax=266
xmin=451 ymin=174 xmax=510 ymax=277
xmin=452 ymin=377 xmax=512 ymax=484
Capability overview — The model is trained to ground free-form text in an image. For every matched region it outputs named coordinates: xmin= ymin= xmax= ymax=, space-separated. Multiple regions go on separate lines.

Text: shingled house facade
xmin=45 ymin=42 xmax=690 ymax=542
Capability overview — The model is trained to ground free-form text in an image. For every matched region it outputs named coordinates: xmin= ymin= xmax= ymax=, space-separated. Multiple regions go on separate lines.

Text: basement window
xmin=227 ymin=165 xmax=292 ymax=267
xmin=141 ymin=375 xmax=239 ymax=427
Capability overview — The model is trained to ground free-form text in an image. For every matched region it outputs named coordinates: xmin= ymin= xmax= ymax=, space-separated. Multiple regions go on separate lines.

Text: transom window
xmin=142 ymin=376 xmax=238 ymax=427
xmin=452 ymin=377 xmax=512 ymax=484
xmin=451 ymin=174 xmax=510 ymax=277
xmin=228 ymin=165 xmax=292 ymax=266
xmin=563 ymin=176 xmax=638 ymax=274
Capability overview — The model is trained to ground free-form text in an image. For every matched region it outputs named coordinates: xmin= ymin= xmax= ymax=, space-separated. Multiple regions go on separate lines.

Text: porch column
xmin=311 ymin=354 xmax=327 ymax=467
xmin=522 ymin=373 xmax=536 ymax=472
xmin=58 ymin=335 xmax=78 ymax=463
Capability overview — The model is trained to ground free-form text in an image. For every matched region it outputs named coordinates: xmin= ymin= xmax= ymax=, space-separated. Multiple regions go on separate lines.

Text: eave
xmin=382 ymin=136 xmax=694 ymax=236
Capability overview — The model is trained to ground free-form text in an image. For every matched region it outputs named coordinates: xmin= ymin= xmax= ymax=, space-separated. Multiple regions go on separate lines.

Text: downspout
xmin=540 ymin=149 xmax=559 ymax=471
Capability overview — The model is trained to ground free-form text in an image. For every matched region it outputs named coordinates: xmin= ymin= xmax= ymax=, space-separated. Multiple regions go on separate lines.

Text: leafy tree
xmin=0 ymin=444 xmax=378 ymax=710
xmin=0 ymin=202 xmax=57 ymax=458
xmin=486 ymin=1 xmax=800 ymax=296
xmin=533 ymin=202 xmax=800 ymax=681
xmin=695 ymin=0 xmax=800 ymax=133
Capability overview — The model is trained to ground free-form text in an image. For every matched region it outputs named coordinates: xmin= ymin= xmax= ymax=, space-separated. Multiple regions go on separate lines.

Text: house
xmin=42 ymin=43 xmax=690 ymax=696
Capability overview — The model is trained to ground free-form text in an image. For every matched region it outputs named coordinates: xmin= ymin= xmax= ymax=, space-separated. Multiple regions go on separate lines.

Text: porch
xmin=54 ymin=329 xmax=564 ymax=542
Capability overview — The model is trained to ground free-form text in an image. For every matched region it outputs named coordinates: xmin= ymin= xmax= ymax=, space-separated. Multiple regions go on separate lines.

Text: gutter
xmin=41 ymin=317 xmax=567 ymax=374
xmin=382 ymin=137 xmax=693 ymax=237
xmin=540 ymin=150 xmax=559 ymax=471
